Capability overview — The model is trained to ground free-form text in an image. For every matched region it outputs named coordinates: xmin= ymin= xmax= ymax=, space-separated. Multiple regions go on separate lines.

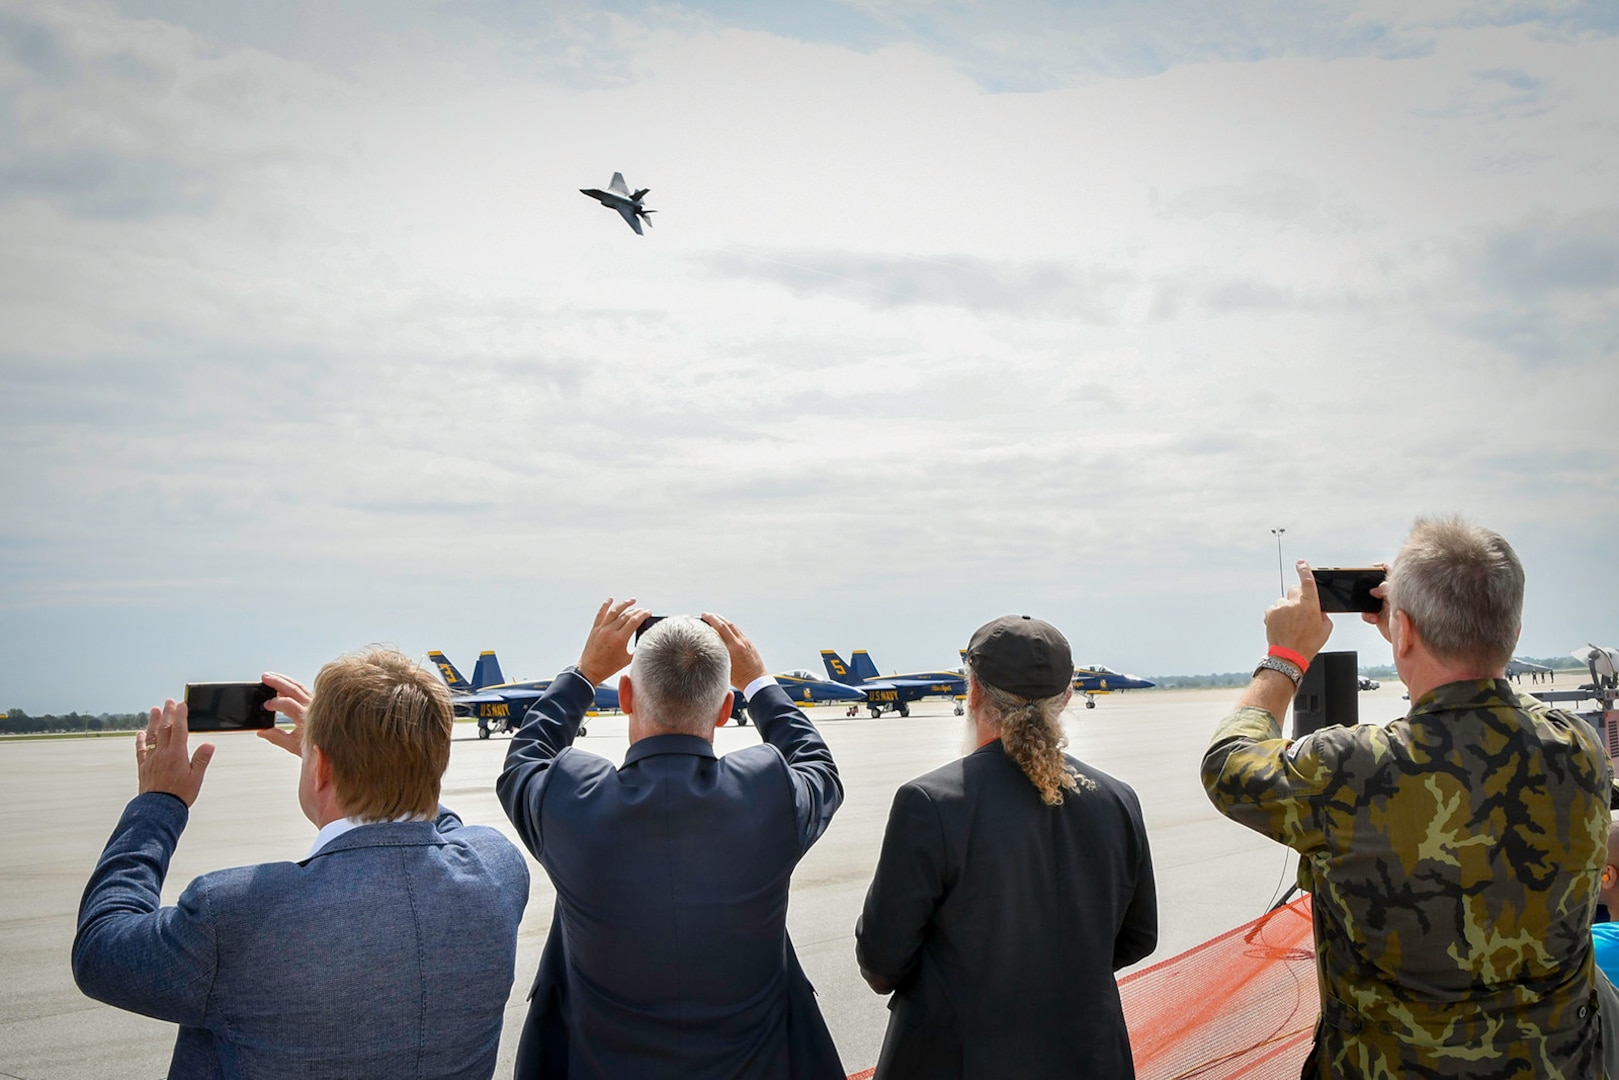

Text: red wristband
xmin=1268 ymin=645 xmax=1310 ymax=673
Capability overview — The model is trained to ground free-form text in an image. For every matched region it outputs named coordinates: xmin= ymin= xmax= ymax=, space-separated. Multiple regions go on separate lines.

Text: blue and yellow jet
xmin=821 ymin=650 xmax=967 ymax=718
xmin=427 ymin=651 xmax=614 ymax=738
xmin=430 ymin=651 xmax=864 ymax=737
xmin=1070 ymin=664 xmax=1155 ymax=708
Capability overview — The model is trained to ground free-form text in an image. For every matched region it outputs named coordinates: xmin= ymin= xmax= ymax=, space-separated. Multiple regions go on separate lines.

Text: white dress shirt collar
xmin=307 ymin=813 xmax=427 ymax=858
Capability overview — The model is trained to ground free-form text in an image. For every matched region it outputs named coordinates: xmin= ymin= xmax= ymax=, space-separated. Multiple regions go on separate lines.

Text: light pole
xmin=1270 ymin=528 xmax=1287 ymax=596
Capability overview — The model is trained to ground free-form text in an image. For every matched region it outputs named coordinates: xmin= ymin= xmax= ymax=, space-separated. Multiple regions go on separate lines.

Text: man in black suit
xmin=855 ymin=615 xmax=1157 ymax=1078
xmin=498 ymin=599 xmax=845 ymax=1080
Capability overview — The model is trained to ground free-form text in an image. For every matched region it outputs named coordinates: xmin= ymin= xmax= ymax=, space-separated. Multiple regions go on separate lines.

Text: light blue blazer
xmin=74 ymin=793 xmax=529 ymax=1079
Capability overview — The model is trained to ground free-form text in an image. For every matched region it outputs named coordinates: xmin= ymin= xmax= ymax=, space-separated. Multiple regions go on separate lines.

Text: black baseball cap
xmin=965 ymin=615 xmax=1073 ymax=700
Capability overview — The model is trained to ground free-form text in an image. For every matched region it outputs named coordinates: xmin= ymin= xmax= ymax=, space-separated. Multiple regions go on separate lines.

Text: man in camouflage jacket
xmin=1203 ymin=518 xmax=1611 ymax=1079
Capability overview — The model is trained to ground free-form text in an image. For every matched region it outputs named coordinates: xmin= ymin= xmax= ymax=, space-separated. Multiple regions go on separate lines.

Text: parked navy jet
xmin=944 ymin=649 xmax=1155 ymax=710
xmin=429 ymin=650 xmax=608 ymax=738
xmin=773 ymin=670 xmax=869 ymax=707
xmin=1070 ymin=664 xmax=1156 ymax=708
xmin=580 ymin=172 xmax=655 ymax=235
xmin=821 ymin=649 xmax=966 ymax=718
xmin=432 ymin=650 xmax=861 ymax=737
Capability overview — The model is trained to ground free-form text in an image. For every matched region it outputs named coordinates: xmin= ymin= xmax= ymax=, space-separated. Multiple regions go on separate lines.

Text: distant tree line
xmin=1146 ymin=672 xmax=1253 ymax=689
xmin=2 ymin=709 xmax=145 ymax=736
xmin=1150 ymin=655 xmax=1584 ymax=690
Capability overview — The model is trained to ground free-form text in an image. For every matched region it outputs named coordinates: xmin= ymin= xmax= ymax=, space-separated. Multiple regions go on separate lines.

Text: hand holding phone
xmin=184 ymin=682 xmax=277 ymax=732
xmin=577 ymin=598 xmax=649 ymax=685
xmin=136 ymin=698 xmax=214 ymax=806
xmin=1312 ymin=568 xmax=1387 ymax=614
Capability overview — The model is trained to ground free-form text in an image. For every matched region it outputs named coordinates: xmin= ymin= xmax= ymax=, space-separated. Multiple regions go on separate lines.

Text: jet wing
xmin=616 ymin=205 xmax=644 ymax=235
xmin=773 ymin=675 xmax=867 ymax=702
xmin=608 ymin=171 xmax=630 ymax=196
xmin=881 ymin=677 xmax=964 ymax=694
xmin=453 ymin=688 xmax=546 ymax=706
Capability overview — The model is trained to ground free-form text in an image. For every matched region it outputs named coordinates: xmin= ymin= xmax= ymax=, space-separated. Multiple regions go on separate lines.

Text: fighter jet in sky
xmin=580 ymin=172 xmax=655 ymax=235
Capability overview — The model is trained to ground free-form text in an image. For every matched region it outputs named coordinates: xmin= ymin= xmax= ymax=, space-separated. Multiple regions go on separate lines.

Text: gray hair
xmin=627 ymin=616 xmax=732 ymax=736
xmin=968 ymin=666 xmax=1085 ymax=806
xmin=1387 ymin=516 xmax=1523 ymax=671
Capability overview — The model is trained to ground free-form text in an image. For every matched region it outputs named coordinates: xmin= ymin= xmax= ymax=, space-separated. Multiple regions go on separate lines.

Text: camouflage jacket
xmin=1202 ymin=679 xmax=1611 ymax=1079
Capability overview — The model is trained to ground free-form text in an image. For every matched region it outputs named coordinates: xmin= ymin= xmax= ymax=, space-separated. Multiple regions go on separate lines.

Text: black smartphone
xmin=1312 ymin=568 xmax=1386 ymax=614
xmin=184 ymin=682 xmax=277 ymax=731
xmin=634 ymin=615 xmax=667 ymax=644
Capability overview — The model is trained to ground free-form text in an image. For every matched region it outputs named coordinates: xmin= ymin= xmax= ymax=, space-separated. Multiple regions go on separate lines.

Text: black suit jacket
xmin=855 ymin=741 xmax=1157 ymax=1079
xmin=497 ymin=670 xmax=845 ymax=1080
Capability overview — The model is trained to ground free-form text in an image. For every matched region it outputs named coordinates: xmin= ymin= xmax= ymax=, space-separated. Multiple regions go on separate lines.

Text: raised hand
xmin=1264 ymin=561 xmax=1334 ymax=663
xmin=1360 ymin=564 xmax=1393 ymax=644
xmin=579 ymin=598 xmax=650 ymax=685
xmin=135 ymin=699 xmax=214 ymax=807
xmin=258 ymin=671 xmax=311 ymax=757
xmin=701 ymin=612 xmax=768 ymax=689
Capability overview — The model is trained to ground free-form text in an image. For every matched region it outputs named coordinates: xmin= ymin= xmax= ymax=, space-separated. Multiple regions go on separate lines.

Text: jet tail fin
xmin=850 ymin=650 xmax=881 ymax=683
xmin=820 ymin=650 xmax=857 ymax=685
xmin=471 ymin=651 xmax=506 ymax=689
xmin=428 ymin=652 xmax=472 ymax=692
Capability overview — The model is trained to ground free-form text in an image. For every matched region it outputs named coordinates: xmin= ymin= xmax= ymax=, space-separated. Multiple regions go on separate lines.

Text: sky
xmin=2 ymin=0 xmax=1617 ymax=712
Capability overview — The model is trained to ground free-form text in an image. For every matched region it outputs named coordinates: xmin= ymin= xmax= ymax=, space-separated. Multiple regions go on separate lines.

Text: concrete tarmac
xmin=0 ymin=683 xmax=1416 ymax=1078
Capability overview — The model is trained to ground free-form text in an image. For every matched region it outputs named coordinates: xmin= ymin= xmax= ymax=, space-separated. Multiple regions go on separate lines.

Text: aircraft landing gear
xmin=869 ymin=706 xmax=883 ymax=719
xmin=1085 ymin=698 xmax=1096 ymax=709
xmin=478 ymin=723 xmax=491 ymax=740
xmin=897 ymin=703 xmax=910 ymax=718
xmin=954 ymin=703 xmax=964 ymax=716
xmin=578 ymin=724 xmax=588 ymax=737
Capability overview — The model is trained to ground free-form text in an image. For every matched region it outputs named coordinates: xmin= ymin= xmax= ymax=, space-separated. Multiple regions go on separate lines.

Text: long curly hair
xmin=970 ymin=668 xmax=1085 ymax=806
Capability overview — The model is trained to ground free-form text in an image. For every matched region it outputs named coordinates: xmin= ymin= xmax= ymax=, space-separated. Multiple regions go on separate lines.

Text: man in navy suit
xmin=72 ymin=649 xmax=530 ymax=1079
xmin=498 ymin=600 xmax=845 ymax=1079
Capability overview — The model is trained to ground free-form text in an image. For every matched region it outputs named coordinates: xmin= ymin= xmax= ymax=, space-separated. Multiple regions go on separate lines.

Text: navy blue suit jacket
xmin=497 ymin=670 xmax=845 ymax=1080
xmin=73 ymin=795 xmax=530 ymax=1079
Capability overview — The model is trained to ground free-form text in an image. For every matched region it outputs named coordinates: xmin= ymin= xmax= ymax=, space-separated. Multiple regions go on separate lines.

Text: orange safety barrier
xmin=843 ymin=897 xmax=1318 ymax=1080
xmin=1120 ymin=895 xmax=1318 ymax=1079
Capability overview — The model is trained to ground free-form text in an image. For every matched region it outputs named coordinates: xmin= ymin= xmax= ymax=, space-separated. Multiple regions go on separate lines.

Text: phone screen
xmin=634 ymin=615 xmax=667 ymax=644
xmin=1312 ymin=568 xmax=1386 ymax=614
xmin=184 ymin=682 xmax=277 ymax=731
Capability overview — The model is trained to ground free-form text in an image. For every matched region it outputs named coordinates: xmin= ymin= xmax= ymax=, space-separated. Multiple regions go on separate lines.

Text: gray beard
xmin=960 ymin=711 xmax=981 ymax=758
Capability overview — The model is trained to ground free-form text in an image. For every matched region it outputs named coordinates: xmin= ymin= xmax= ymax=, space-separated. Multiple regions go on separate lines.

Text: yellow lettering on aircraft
xmin=871 ymin=690 xmax=899 ymax=701
xmin=480 ymin=703 xmax=510 ymax=718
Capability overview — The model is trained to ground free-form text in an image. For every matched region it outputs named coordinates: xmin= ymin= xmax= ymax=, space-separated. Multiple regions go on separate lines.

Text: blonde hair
xmin=970 ymin=669 xmax=1083 ymax=806
xmin=304 ymin=648 xmax=452 ymax=821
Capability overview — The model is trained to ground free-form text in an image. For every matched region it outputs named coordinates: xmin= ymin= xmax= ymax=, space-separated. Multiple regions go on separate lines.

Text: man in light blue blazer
xmin=73 ymin=649 xmax=530 ymax=1080
xmin=498 ymin=601 xmax=845 ymax=1079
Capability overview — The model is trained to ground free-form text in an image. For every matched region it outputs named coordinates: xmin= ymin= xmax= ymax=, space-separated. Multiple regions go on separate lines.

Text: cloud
xmin=1441 ymin=208 xmax=1619 ymax=364
xmin=695 ymin=248 xmax=1132 ymax=318
xmin=1156 ymin=171 xmax=1368 ymax=231
xmin=2 ymin=2 xmax=1617 ymax=709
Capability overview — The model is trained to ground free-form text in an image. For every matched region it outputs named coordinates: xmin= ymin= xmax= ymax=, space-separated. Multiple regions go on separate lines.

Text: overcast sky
xmin=3 ymin=0 xmax=1617 ymax=713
